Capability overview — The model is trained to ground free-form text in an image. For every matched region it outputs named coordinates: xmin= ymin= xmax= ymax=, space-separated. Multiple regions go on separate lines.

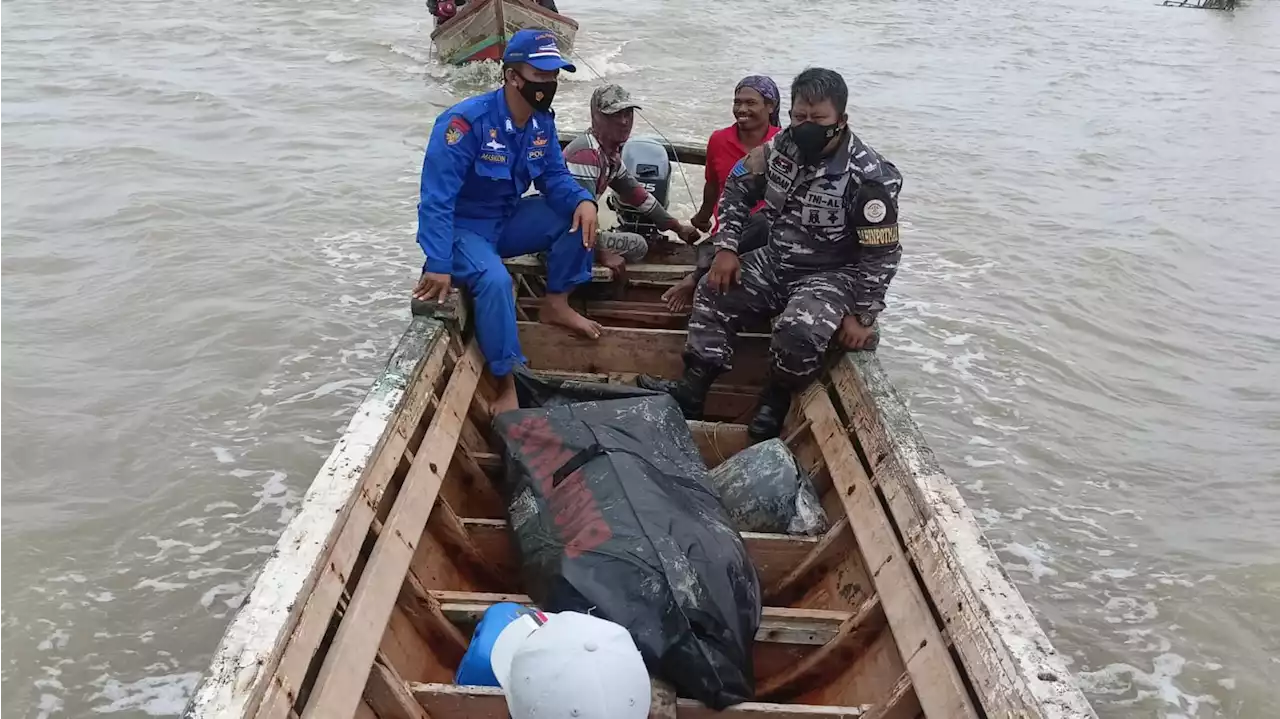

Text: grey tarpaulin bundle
xmin=708 ymin=438 xmax=829 ymax=536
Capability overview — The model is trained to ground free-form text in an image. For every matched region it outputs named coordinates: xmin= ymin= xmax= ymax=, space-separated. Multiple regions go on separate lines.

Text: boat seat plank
xmin=365 ymin=654 xmax=429 ymax=719
xmin=516 ymin=297 xmax=690 ymax=329
xmin=411 ymin=683 xmax=870 ymax=718
xmin=756 ymin=597 xmax=888 ymax=701
xmin=526 ymin=369 xmax=762 ymax=424
xmin=429 ymin=590 xmax=849 ymax=646
xmin=456 ymin=518 xmax=818 ymax=590
xmin=766 ymin=518 xmax=851 ymax=604
xmin=504 ymin=254 xmax=692 ymax=284
xmin=517 ymin=322 xmax=770 ymax=386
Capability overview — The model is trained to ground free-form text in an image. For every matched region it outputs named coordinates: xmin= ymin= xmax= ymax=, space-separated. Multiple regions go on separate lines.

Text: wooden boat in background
xmin=183 ymin=138 xmax=1098 ymax=719
xmin=431 ymin=0 xmax=578 ymax=66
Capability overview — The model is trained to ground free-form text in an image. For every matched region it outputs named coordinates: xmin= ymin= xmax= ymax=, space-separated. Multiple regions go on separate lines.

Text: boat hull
xmin=183 ymin=136 xmax=1097 ymax=719
xmin=430 ymin=0 xmax=579 ymax=66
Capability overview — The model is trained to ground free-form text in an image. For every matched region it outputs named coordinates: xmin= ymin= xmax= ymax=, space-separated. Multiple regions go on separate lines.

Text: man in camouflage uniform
xmin=639 ymin=68 xmax=903 ymax=441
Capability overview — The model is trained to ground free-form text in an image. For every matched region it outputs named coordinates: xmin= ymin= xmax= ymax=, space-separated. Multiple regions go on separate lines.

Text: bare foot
xmin=662 ymin=274 xmax=697 ymax=313
xmin=540 ymin=296 xmax=602 ymax=339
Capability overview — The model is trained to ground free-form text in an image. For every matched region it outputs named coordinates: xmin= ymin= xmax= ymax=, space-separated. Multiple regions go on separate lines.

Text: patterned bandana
xmin=735 ymin=74 xmax=781 ymax=127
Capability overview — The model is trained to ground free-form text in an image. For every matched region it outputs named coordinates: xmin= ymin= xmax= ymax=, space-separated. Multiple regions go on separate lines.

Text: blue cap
xmin=502 ymin=29 xmax=576 ymax=72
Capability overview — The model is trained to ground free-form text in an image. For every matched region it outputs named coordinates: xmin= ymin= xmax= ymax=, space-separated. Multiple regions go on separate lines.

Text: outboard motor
xmin=607 ymin=136 xmax=672 ymax=238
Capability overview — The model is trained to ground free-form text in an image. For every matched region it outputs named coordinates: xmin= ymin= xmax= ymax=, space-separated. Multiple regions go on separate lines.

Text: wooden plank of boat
xmin=410 ymin=683 xmax=873 ymax=718
xmin=504 ymin=253 xmax=693 ymax=284
xmin=186 ymin=133 xmax=1097 ymax=719
xmin=183 ymin=317 xmax=452 ymax=719
xmin=828 ymin=357 xmax=1095 ymax=717
xmin=426 ymin=590 xmax=857 ymax=646
xmin=430 ymin=0 xmax=579 ymax=66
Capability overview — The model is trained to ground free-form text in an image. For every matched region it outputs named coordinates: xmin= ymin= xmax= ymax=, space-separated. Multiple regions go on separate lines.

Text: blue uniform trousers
xmin=450 ymin=196 xmax=592 ymax=377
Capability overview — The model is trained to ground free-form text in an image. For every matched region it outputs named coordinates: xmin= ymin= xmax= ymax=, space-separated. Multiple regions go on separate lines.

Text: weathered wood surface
xmin=504 ymin=254 xmax=693 ymax=284
xmin=559 ymin=131 xmax=707 ymax=167
xmin=517 ymin=321 xmax=770 ymax=386
xmin=411 ymin=683 xmax=871 ymax=718
xmin=801 ymin=384 xmax=979 ymax=719
xmin=458 ymin=516 xmax=816 ymax=588
xmin=831 ymin=354 xmax=1097 ymax=718
xmin=430 ymin=590 xmax=851 ymax=646
xmin=304 ymin=343 xmax=484 ymax=719
xmin=184 ymin=317 xmax=446 ymax=719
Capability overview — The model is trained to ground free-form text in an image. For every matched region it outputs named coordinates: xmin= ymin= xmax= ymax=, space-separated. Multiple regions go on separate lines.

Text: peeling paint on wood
xmin=183 ymin=318 xmax=445 ymax=719
xmin=831 ymin=352 xmax=1097 ymax=718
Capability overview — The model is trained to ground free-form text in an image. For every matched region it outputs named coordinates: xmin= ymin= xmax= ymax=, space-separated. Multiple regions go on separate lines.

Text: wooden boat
xmin=430 ymin=0 xmax=578 ymax=66
xmin=184 ymin=138 xmax=1098 ymax=719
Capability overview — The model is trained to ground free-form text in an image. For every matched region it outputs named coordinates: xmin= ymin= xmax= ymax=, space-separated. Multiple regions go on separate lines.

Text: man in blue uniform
xmin=412 ymin=29 xmax=601 ymax=415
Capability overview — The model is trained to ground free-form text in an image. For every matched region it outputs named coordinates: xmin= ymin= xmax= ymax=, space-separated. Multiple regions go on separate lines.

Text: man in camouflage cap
xmin=640 ymin=68 xmax=904 ymax=441
xmin=563 ymin=84 xmax=698 ymax=278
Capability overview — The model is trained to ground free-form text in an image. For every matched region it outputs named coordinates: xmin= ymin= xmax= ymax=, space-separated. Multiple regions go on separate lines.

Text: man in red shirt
xmin=665 ymin=75 xmax=780 ymax=311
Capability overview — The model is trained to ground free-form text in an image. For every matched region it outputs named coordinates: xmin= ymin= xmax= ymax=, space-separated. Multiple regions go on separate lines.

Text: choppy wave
xmin=4 ymin=0 xmax=1280 ymax=717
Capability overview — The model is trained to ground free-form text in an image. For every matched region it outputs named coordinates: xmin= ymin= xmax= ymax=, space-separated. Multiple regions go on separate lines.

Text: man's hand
xmin=598 ymin=249 xmax=627 ymax=282
xmin=690 ymin=211 xmax=712 ymax=233
xmin=838 ymin=315 xmax=877 ymax=350
xmin=675 ymin=223 xmax=700 ymax=244
xmin=706 ymin=250 xmax=741 ymax=293
xmin=571 ymin=201 xmax=599 ymax=249
xmin=413 ymin=272 xmax=452 ymax=302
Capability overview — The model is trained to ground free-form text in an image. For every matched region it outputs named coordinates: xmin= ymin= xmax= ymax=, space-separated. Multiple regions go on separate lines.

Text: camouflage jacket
xmin=714 ymin=127 xmax=904 ymax=320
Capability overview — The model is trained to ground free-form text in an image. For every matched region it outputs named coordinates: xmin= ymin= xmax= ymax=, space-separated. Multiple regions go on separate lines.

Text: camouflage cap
xmin=591 ymin=84 xmax=642 ymax=114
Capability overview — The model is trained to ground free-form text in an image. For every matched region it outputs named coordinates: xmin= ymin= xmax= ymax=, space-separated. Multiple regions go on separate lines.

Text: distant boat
xmin=431 ymin=0 xmax=579 ymax=66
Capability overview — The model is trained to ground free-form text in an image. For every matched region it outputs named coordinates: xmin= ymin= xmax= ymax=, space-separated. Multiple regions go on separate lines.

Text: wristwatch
xmin=856 ymin=312 xmax=876 ymax=327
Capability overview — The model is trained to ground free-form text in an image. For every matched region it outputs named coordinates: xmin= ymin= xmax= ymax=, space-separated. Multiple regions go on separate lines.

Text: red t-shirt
xmin=704 ymin=124 xmax=780 ymax=231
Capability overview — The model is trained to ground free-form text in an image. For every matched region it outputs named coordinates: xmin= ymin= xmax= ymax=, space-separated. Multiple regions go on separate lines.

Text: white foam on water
xmin=1104 ymin=596 xmax=1159 ymax=624
xmin=88 ymin=591 xmax=116 ymax=603
xmin=325 ymin=50 xmax=359 ymax=64
xmin=963 ymin=455 xmax=1005 ymax=468
xmin=1091 ymin=567 xmax=1137 ymax=583
xmin=211 ymin=446 xmax=235 ymax=464
xmin=1077 ymin=653 xmax=1219 ymax=717
xmin=564 ymin=41 xmax=637 ymax=82
xmin=1001 ymin=541 xmax=1059 ymax=583
xmin=37 ymin=629 xmax=71 ymax=652
xmin=89 ymin=671 xmax=201 ymax=716
xmin=133 ymin=578 xmax=189 ymax=593
xmin=36 ymin=693 xmax=64 ymax=719
xmin=198 ymin=582 xmax=246 ymax=610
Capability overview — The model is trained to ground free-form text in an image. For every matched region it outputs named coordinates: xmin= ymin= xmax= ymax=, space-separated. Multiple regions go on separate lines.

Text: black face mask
xmin=516 ymin=75 xmax=558 ymax=112
xmin=791 ymin=121 xmax=841 ymax=163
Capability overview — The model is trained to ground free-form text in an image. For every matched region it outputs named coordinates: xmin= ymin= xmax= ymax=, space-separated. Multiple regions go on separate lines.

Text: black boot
xmin=748 ymin=382 xmax=794 ymax=442
xmin=637 ymin=361 xmax=721 ymax=419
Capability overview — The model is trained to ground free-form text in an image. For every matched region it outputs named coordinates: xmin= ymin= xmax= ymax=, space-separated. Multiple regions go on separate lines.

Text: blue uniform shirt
xmin=416 ymin=87 xmax=593 ymax=275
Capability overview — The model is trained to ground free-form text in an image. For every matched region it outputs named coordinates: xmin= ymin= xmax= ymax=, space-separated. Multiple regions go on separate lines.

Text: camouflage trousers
xmin=685 ymin=247 xmax=859 ymax=386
